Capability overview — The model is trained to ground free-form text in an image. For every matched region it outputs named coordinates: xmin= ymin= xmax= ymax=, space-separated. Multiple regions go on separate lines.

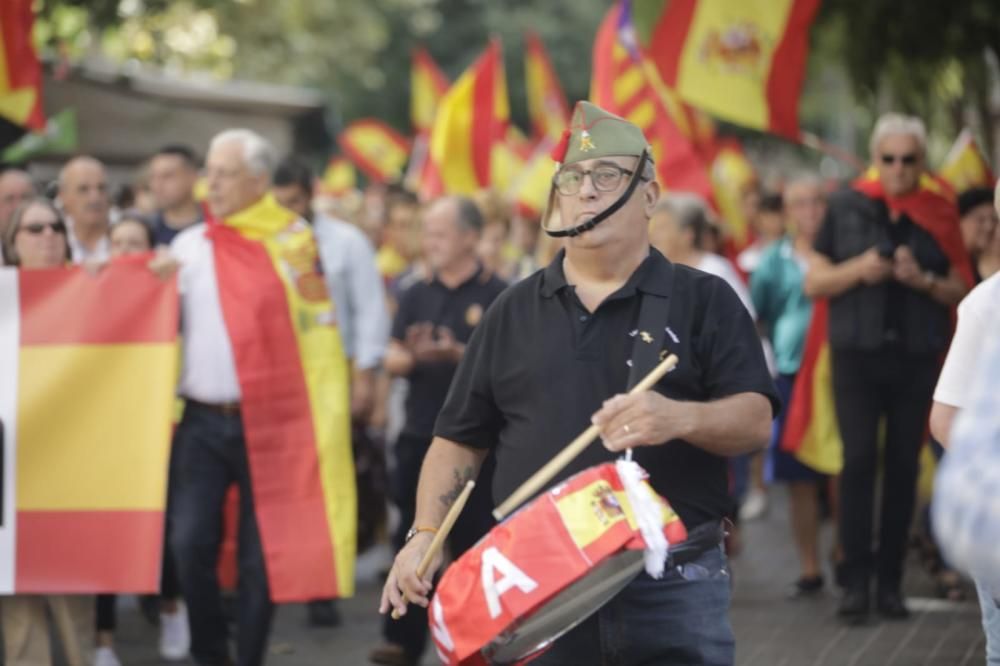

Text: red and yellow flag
xmin=0 ymin=261 xmax=178 ymax=593
xmin=339 ymin=119 xmax=411 ymax=184
xmin=411 ymin=47 xmax=450 ymax=135
xmin=939 ymin=128 xmax=996 ymax=193
xmin=318 ymin=156 xmax=357 ymax=197
xmin=525 ymin=32 xmax=570 ymax=142
xmin=509 ymin=138 xmax=556 ymax=219
xmin=635 ymin=0 xmax=820 ymax=140
xmin=591 ymin=2 xmax=714 ymax=201
xmin=0 ymin=0 xmax=44 ymax=131
xmin=710 ymin=138 xmax=758 ymax=250
xmin=206 ymin=194 xmax=356 ymax=601
xmin=429 ymin=40 xmax=510 ymax=195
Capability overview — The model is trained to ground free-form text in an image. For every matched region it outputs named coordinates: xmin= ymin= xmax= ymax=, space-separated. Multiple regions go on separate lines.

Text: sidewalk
xmin=115 ymin=485 xmax=985 ymax=665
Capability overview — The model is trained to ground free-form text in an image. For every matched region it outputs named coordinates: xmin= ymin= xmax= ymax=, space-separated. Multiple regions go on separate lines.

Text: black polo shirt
xmin=392 ymin=265 xmax=507 ymax=439
xmin=434 ymin=248 xmax=779 ymax=528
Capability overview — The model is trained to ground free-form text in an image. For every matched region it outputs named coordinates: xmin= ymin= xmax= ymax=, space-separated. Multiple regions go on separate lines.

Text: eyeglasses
xmin=20 ymin=221 xmax=67 ymax=236
xmin=553 ymin=164 xmax=639 ymax=196
xmin=880 ymin=153 xmax=918 ymax=166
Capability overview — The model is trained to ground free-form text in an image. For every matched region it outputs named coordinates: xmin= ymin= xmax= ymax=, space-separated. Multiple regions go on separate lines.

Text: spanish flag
xmin=509 ymin=139 xmax=556 ymax=219
xmin=0 ymin=261 xmax=178 ymax=593
xmin=339 ymin=119 xmax=411 ymax=184
xmin=710 ymin=138 xmax=757 ymax=250
xmin=411 ymin=47 xmax=450 ymax=135
xmin=636 ymin=0 xmax=820 ymax=140
xmin=782 ymin=172 xmax=975 ymax=474
xmin=429 ymin=40 xmax=509 ymax=195
xmin=319 ymin=156 xmax=357 ymax=197
xmin=0 ymin=0 xmax=44 ymax=133
xmin=524 ymin=32 xmax=570 ymax=142
xmin=591 ymin=2 xmax=714 ymax=201
xmin=939 ymin=128 xmax=996 ymax=193
xmin=207 ymin=194 xmax=356 ymax=601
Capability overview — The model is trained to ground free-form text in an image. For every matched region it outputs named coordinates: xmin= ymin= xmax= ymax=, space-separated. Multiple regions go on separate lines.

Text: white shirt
xmin=696 ymin=252 xmax=757 ymax=319
xmin=313 ymin=215 xmax=389 ymax=370
xmin=933 ymin=272 xmax=1000 ymax=408
xmin=66 ymin=217 xmax=110 ymax=264
xmin=170 ymin=224 xmax=241 ymax=403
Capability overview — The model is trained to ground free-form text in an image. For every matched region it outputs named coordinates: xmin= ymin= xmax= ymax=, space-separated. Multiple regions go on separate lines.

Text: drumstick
xmin=392 ymin=479 xmax=475 ymax=620
xmin=493 ymin=354 xmax=678 ymax=521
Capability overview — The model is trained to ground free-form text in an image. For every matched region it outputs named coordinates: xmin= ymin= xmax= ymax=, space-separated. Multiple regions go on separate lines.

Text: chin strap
xmin=543 ymin=149 xmax=650 ymax=238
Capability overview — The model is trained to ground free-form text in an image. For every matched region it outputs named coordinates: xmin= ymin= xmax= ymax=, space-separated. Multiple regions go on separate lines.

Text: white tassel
xmin=616 ymin=457 xmax=669 ymax=579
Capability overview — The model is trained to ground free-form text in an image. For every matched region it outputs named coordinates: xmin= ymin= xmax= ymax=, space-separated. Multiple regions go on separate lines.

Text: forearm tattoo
xmin=439 ymin=465 xmax=474 ymax=508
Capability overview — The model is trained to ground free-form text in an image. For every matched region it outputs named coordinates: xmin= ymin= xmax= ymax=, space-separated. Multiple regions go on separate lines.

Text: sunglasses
xmin=20 ymin=221 xmax=67 ymax=235
xmin=880 ymin=153 xmax=918 ymax=166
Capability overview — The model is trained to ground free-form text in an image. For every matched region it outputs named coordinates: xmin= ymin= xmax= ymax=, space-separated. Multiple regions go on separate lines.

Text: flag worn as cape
xmin=205 ymin=194 xmax=356 ymax=601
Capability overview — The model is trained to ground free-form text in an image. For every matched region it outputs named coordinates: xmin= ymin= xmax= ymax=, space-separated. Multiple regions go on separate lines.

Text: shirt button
xmin=579 ymin=315 xmax=588 ymax=322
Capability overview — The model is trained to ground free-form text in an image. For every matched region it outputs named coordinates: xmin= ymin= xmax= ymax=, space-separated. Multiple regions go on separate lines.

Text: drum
xmin=429 ymin=462 xmax=688 ymax=665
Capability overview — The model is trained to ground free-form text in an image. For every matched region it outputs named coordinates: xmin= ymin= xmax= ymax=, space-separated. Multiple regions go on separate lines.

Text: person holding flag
xmin=805 ymin=113 xmax=972 ymax=624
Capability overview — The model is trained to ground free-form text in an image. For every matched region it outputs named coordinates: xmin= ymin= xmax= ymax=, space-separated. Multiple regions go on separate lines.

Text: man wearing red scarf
xmin=804 ymin=113 xmax=972 ymax=625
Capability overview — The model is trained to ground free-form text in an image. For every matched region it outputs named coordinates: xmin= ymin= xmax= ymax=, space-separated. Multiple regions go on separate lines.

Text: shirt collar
xmin=429 ymin=262 xmax=485 ymax=290
xmin=540 ymin=246 xmax=674 ymax=299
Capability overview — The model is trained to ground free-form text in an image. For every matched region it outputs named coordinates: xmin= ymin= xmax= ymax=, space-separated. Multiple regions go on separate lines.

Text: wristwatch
xmin=405 ymin=526 xmax=437 ymax=543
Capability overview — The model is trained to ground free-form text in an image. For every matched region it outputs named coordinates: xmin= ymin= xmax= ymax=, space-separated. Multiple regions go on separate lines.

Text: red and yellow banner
xmin=0 ymin=261 xmax=178 ymax=593
xmin=207 ymin=194 xmax=356 ymax=601
xmin=339 ymin=119 xmax=411 ymax=184
xmin=636 ymin=0 xmax=820 ymax=140
xmin=0 ymin=0 xmax=44 ymax=130
xmin=525 ymin=32 xmax=570 ymax=142
xmin=319 ymin=156 xmax=357 ymax=197
xmin=412 ymin=47 xmax=450 ymax=135
xmin=591 ymin=2 xmax=714 ymax=202
xmin=429 ymin=40 xmax=509 ymax=196
xmin=710 ymin=138 xmax=758 ymax=250
xmin=939 ymin=128 xmax=996 ymax=193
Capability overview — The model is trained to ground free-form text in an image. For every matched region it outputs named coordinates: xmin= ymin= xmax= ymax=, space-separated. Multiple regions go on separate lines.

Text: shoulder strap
xmin=626 ymin=261 xmax=675 ymax=391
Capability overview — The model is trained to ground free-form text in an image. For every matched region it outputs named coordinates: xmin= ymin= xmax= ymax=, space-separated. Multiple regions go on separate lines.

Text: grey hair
xmin=784 ymin=172 xmax=823 ymax=190
xmin=209 ymin=129 xmax=277 ymax=177
xmin=642 ymin=155 xmax=656 ymax=182
xmin=869 ymin=113 xmax=927 ymax=158
xmin=653 ymin=193 xmax=710 ymax=246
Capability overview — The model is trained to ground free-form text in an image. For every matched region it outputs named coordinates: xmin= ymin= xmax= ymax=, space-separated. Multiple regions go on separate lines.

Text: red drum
xmin=429 ymin=462 xmax=687 ymax=665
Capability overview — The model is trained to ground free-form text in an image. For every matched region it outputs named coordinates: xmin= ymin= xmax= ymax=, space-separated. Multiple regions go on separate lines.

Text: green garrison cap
xmin=550 ymin=101 xmax=651 ymax=165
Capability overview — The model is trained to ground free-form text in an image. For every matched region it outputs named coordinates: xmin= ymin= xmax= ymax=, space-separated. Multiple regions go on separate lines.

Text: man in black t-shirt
xmin=371 ymin=195 xmax=506 ymax=666
xmin=379 ymin=103 xmax=776 ymax=666
xmin=148 ymin=145 xmax=202 ymax=246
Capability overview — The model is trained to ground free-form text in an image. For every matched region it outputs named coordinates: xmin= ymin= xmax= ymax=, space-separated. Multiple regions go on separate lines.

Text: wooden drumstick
xmin=392 ymin=479 xmax=475 ymax=620
xmin=493 ymin=354 xmax=678 ymax=521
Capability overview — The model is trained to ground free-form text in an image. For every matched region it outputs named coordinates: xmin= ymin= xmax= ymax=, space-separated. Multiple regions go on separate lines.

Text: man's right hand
xmin=854 ymin=248 xmax=893 ymax=285
xmin=148 ymin=249 xmax=180 ymax=280
xmin=379 ymin=531 xmax=441 ymax=617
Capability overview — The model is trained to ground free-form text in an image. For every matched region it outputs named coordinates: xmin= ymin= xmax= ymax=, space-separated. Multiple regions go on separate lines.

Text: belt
xmin=667 ymin=520 xmax=726 ymax=567
xmin=184 ymin=398 xmax=241 ymax=417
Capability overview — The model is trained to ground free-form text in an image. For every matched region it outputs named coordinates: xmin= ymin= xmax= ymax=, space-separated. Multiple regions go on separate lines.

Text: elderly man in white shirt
xmin=58 ymin=156 xmax=112 ymax=263
xmin=271 ymin=157 xmax=390 ymax=627
xmin=153 ymin=129 xmax=285 ymax=666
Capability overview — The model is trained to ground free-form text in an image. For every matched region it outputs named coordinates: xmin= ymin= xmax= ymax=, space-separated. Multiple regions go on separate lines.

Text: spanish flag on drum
xmin=0 ymin=261 xmax=178 ymax=593
xmin=430 ymin=463 xmax=686 ymax=665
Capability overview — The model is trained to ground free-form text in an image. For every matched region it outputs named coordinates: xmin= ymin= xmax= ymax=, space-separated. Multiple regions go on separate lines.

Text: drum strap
xmin=625 ymin=260 xmax=674 ymax=391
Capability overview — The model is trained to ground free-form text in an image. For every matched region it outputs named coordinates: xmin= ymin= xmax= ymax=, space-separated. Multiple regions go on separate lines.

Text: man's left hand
xmin=592 ymin=392 xmax=692 ymax=452
xmin=892 ymin=246 xmax=925 ymax=290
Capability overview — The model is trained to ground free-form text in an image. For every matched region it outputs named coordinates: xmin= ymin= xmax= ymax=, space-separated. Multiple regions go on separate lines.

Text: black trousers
xmin=169 ymin=403 xmax=274 ymax=666
xmin=831 ymin=347 xmax=939 ymax=593
xmin=383 ymin=433 xmax=496 ymax=662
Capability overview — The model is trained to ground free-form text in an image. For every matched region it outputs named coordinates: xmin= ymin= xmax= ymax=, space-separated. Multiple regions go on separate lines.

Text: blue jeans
xmin=977 ymin=581 xmax=1000 ymax=666
xmin=530 ymin=544 xmax=734 ymax=666
xmin=169 ymin=403 xmax=274 ymax=666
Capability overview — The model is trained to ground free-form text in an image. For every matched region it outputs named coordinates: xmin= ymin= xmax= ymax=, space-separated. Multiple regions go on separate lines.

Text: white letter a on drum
xmin=481 ymin=547 xmax=538 ymax=619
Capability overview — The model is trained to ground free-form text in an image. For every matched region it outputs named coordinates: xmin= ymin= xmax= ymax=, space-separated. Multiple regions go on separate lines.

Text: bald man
xmin=59 ymin=156 xmax=112 ymax=263
xmin=0 ymin=168 xmax=35 ymax=238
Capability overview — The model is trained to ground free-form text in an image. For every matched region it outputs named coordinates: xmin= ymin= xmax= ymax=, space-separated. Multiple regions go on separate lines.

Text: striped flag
xmin=207 ymin=193 xmax=355 ymax=601
xmin=429 ymin=40 xmax=509 ymax=195
xmin=319 ymin=156 xmax=357 ymax=197
xmin=939 ymin=128 xmax=996 ymax=193
xmin=339 ymin=119 xmax=411 ymax=184
xmin=0 ymin=0 xmax=44 ymax=132
xmin=591 ymin=2 xmax=714 ymax=201
xmin=635 ymin=0 xmax=820 ymax=139
xmin=524 ymin=32 xmax=570 ymax=142
xmin=710 ymin=138 xmax=757 ymax=249
xmin=411 ymin=47 xmax=450 ymax=135
xmin=0 ymin=261 xmax=178 ymax=593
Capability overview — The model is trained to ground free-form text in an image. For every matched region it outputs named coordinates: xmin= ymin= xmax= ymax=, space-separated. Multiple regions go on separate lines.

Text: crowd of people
xmin=0 ymin=105 xmax=998 ymax=666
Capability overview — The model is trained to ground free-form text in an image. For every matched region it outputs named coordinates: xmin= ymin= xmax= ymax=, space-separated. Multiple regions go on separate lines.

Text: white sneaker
xmin=94 ymin=646 xmax=122 ymax=666
xmin=159 ymin=603 xmax=191 ymax=661
xmin=739 ymin=488 xmax=768 ymax=521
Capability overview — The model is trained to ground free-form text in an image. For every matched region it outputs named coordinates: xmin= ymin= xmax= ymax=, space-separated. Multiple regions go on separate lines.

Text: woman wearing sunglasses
xmin=0 ymin=197 xmax=93 ymax=666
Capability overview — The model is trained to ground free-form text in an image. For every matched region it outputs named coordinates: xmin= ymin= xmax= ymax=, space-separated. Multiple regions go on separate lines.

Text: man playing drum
xmin=380 ymin=102 xmax=778 ymax=665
